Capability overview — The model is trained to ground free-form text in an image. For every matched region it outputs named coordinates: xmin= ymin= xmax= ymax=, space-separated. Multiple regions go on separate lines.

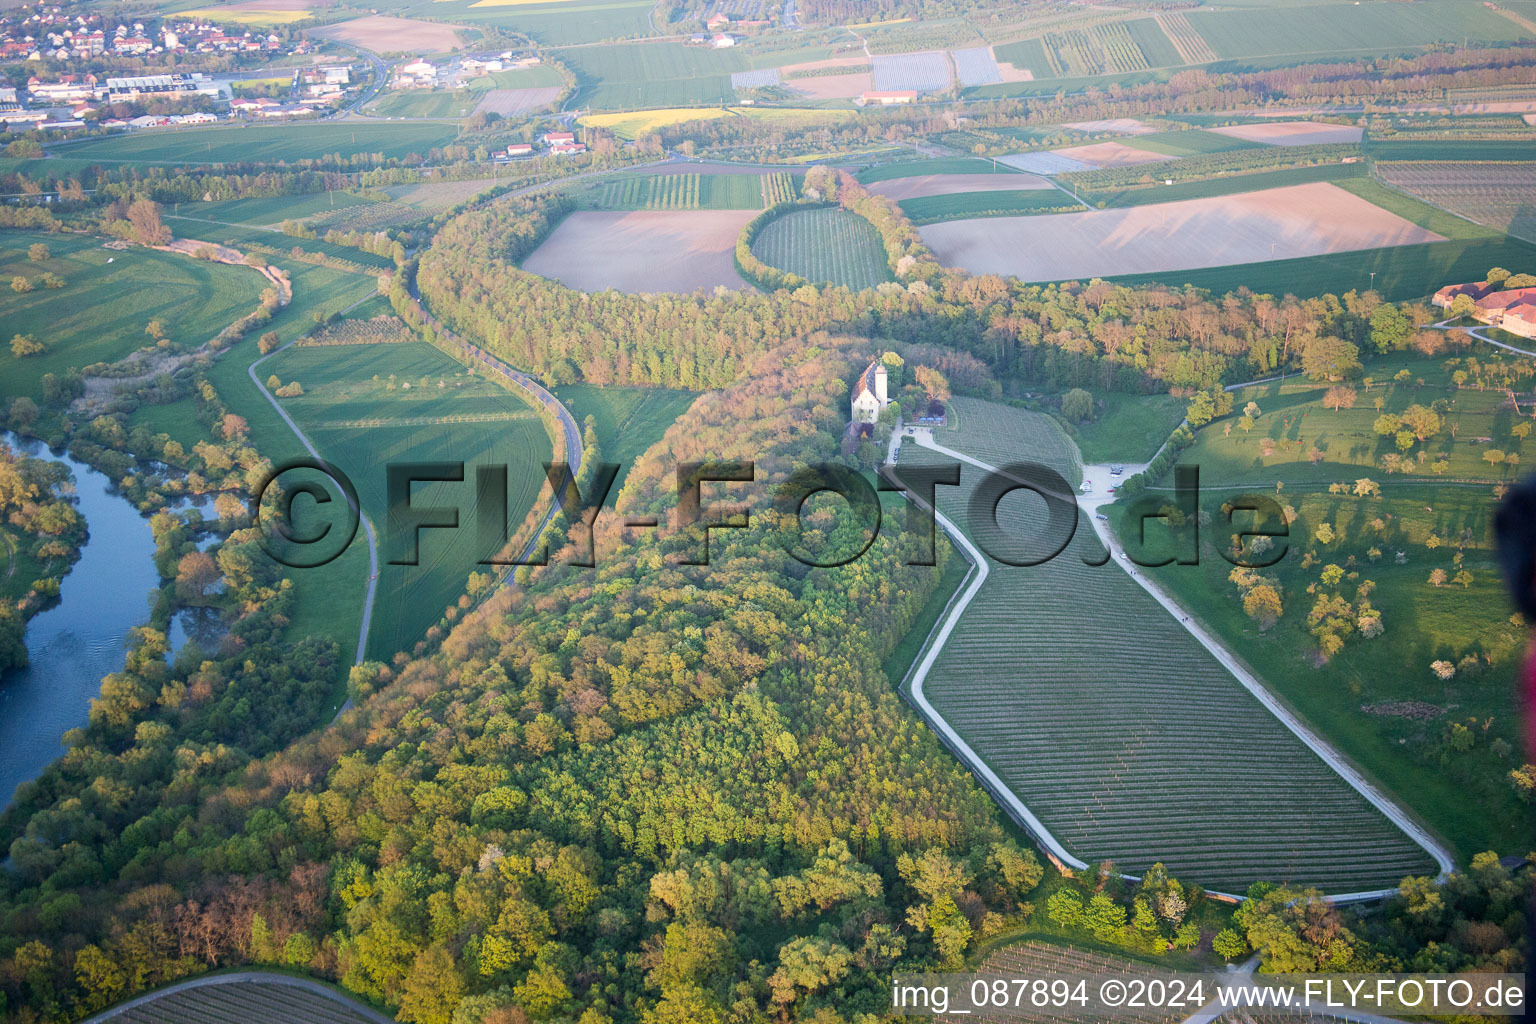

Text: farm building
xmin=851 ymin=359 xmax=890 ymax=424
xmin=712 ymin=33 xmax=737 ymax=47
xmin=860 ymin=90 xmax=917 ymax=105
xmin=543 ymin=130 xmax=574 ymax=144
xmin=506 ymin=142 xmax=533 ymax=157
xmin=1434 ymin=281 xmax=1536 ymax=338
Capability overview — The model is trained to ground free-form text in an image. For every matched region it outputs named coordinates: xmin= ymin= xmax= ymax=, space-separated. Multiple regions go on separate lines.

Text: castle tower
xmin=874 ymin=363 xmax=888 ymax=405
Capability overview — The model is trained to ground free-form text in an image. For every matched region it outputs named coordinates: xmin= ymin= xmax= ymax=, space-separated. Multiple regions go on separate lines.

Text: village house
xmin=1433 ymin=280 xmax=1536 ymax=339
xmin=543 ymin=129 xmax=574 ymax=144
xmin=851 ymin=359 xmax=890 ymax=424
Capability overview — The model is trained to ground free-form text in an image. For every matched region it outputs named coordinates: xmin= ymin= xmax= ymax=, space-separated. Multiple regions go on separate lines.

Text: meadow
xmin=264 ymin=338 xmax=550 ymax=660
xmin=856 ymin=157 xmax=1014 ymax=183
xmin=900 ymin=399 xmax=1438 ymax=893
xmin=176 ymin=190 xmax=375 ymax=226
xmin=49 ymin=121 xmax=461 ymax=166
xmin=552 ymin=384 xmax=697 ymax=504
xmin=749 ymin=208 xmax=893 ymax=290
xmin=0 ymin=232 xmax=267 ymax=404
xmin=1066 ymin=391 xmax=1187 ymax=464
xmin=1135 ymin=355 xmax=1533 ymax=858
xmin=162 ymin=215 xmax=395 ymax=270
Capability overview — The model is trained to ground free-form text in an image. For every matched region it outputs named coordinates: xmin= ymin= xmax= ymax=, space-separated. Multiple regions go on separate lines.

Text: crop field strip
xmin=951 ymin=45 xmax=1003 ymax=87
xmin=749 ymin=207 xmax=893 ymax=290
xmin=899 ymin=189 xmax=1085 ymax=224
xmin=1041 ymin=22 xmax=1151 ymax=78
xmin=899 ymin=399 xmax=1439 ymax=893
xmin=1154 ymin=12 xmax=1215 ymax=65
xmin=588 ymin=172 xmax=766 ymax=211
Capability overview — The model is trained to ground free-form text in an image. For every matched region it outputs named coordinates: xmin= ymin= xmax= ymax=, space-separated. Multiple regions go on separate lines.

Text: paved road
xmin=80 ymin=970 xmax=396 ymax=1024
xmin=890 ymin=431 xmax=1455 ymax=903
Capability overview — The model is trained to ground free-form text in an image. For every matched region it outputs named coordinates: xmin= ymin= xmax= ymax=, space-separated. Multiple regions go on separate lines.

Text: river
xmin=0 ymin=433 xmax=159 ymax=810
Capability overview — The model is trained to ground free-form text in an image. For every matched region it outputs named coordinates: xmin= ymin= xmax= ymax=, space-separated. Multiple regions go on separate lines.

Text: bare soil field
xmin=788 ymin=72 xmax=873 ymax=100
xmin=997 ymin=150 xmax=1093 ymax=174
xmin=1050 ymin=140 xmax=1171 ymax=168
xmin=1063 ymin=117 xmax=1154 ymax=135
xmin=1210 ymin=120 xmax=1363 ymax=146
xmin=866 ymin=172 xmax=1053 ymax=200
xmin=917 ymin=181 xmax=1444 ymax=281
xmin=522 ymin=210 xmax=755 ymax=293
xmin=474 ymin=86 xmax=560 ymax=116
xmin=780 ymin=56 xmax=868 ymax=75
xmin=311 ymin=16 xmax=467 ymax=52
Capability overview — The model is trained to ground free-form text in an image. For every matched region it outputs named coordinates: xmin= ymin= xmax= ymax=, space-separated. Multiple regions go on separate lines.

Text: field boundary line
xmin=79 ymin=970 xmax=396 ymax=1024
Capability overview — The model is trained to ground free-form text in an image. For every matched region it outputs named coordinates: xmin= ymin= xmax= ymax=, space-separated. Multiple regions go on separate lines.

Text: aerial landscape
xmin=0 ymin=0 xmax=1534 ymax=1020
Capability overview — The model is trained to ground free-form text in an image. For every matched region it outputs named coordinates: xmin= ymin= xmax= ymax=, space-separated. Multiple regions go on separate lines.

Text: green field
xmin=899 ymin=398 xmax=1440 ymax=893
xmin=0 ymin=231 xmax=268 ymax=404
xmin=366 ymin=89 xmax=479 ymax=119
xmin=1367 ymin=138 xmax=1536 ymax=162
xmin=1188 ymin=1 xmax=1532 ymax=61
xmin=1066 ymin=391 xmax=1188 ymax=464
xmin=411 ymin=0 xmax=655 ymax=45
xmin=264 ymin=339 xmax=550 ymax=660
xmin=471 ymin=65 xmax=565 ymax=91
xmin=49 ymin=121 xmax=461 ymax=166
xmin=990 ymin=37 xmax=1052 ymax=80
xmin=163 ymin=215 xmax=395 ymax=270
xmin=1116 ymin=129 xmax=1263 ymax=158
xmin=560 ymin=41 xmax=745 ymax=110
xmin=576 ymin=172 xmax=769 ymax=211
xmin=175 ymin=190 xmax=376 ymax=226
xmin=900 ymin=189 xmax=1085 ymax=224
xmin=1135 ymin=357 xmax=1533 ymax=859
xmin=1125 ymin=16 xmax=1183 ymax=68
xmin=750 ymin=208 xmax=893 ymax=290
xmin=857 ymin=157 xmax=1027 ymax=184
xmin=551 ymin=384 xmax=697 ymax=505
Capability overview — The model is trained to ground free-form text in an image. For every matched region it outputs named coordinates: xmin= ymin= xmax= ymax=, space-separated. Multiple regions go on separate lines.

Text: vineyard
xmin=749 ymin=208 xmax=893 ymax=290
xmin=96 ymin=977 xmax=389 ymax=1024
xmin=1155 ymin=12 xmax=1216 ymax=64
xmin=1042 ymin=22 xmax=1150 ymax=77
xmin=959 ymin=942 xmax=1173 ymax=1024
xmin=899 ymin=399 xmax=1440 ymax=894
xmin=1374 ymin=161 xmax=1536 ymax=243
xmin=760 ymin=171 xmax=798 ymax=206
xmin=588 ymin=172 xmax=767 ymax=211
xmin=297 ymin=315 xmax=417 ymax=347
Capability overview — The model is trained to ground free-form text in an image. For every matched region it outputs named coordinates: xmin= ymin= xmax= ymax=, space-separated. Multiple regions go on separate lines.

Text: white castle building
xmin=851 ymin=359 xmax=890 ymax=424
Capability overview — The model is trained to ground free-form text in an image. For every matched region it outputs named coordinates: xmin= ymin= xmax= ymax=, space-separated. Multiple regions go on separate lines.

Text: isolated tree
xmin=1301 ymin=335 xmax=1361 ymax=381
xmin=27 ymin=243 xmax=49 ymax=262
xmin=1353 ymin=478 xmax=1379 ymax=497
xmin=258 ymin=330 xmax=281 ymax=354
xmin=10 ymin=333 xmax=44 ymax=357
xmin=1428 ymin=569 xmax=1448 ymax=588
xmin=1399 ymin=404 xmax=1442 ymax=441
xmin=127 ymin=198 xmax=171 ymax=246
xmin=1060 ymin=388 xmax=1094 ymax=423
xmin=1431 ymin=660 xmax=1456 ymax=681
xmin=1314 ymin=522 xmax=1336 ymax=545
xmin=1323 ymin=386 xmax=1356 ymax=412
xmin=1453 ymin=569 xmax=1474 ymax=589
xmin=220 ymin=414 xmax=249 ymax=441
xmin=1243 ymin=584 xmax=1284 ymax=629
xmin=11 ymin=275 xmax=32 ymax=293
